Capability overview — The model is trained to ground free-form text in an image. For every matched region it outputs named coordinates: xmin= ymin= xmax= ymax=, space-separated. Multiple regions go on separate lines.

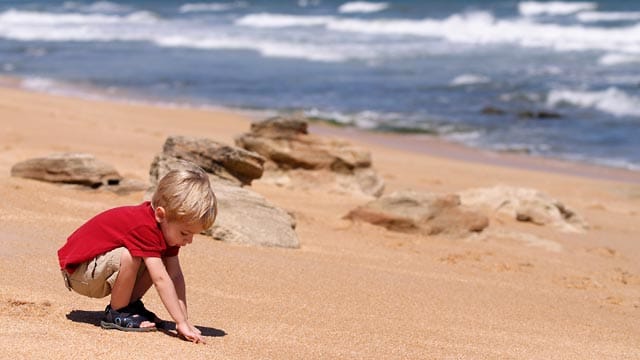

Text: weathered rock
xmin=161 ymin=136 xmax=265 ymax=186
xmin=206 ymin=178 xmax=298 ymax=248
xmin=11 ymin=153 xmax=121 ymax=187
xmin=249 ymin=116 xmax=309 ymax=137
xmin=104 ymin=178 xmax=148 ymax=195
xmin=149 ymin=153 xmax=242 ymax=187
xmin=481 ymin=106 xmax=561 ymax=120
xmin=517 ymin=110 xmax=562 ymax=119
xmin=481 ymin=106 xmax=506 ymax=115
xmin=235 ymin=115 xmax=384 ymax=197
xmin=344 ymin=190 xmax=489 ymax=236
xmin=458 ymin=186 xmax=588 ymax=233
xmin=237 ymin=117 xmax=370 ymax=171
xmin=148 ymin=153 xmax=299 ymax=248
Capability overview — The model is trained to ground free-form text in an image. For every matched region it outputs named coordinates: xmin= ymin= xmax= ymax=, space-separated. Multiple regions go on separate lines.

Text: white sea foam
xmin=19 ymin=76 xmax=128 ymax=102
xmin=324 ymin=12 xmax=640 ymax=54
xmin=235 ymin=13 xmax=333 ymax=27
xmin=21 ymin=76 xmax=57 ymax=91
xmin=179 ymin=2 xmax=247 ymax=13
xmin=154 ymin=35 xmax=346 ymax=62
xmin=576 ymin=11 xmax=640 ymax=23
xmin=0 ymin=10 xmax=156 ymax=42
xmin=599 ymin=53 xmax=640 ymax=66
xmin=450 ymin=74 xmax=490 ymax=86
xmin=547 ymin=88 xmax=640 ymax=117
xmin=338 ymin=2 xmax=389 ymax=14
xmin=559 ymin=153 xmax=640 ymax=171
xmin=4 ymin=8 xmax=640 ymax=63
xmin=518 ymin=1 xmax=597 ymax=16
xmin=304 ymin=108 xmax=411 ymax=129
xmin=444 ymin=130 xmax=483 ymax=143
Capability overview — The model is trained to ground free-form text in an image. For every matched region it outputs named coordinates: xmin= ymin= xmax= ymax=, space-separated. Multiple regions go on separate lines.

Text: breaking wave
xmin=547 ymin=88 xmax=640 ymax=118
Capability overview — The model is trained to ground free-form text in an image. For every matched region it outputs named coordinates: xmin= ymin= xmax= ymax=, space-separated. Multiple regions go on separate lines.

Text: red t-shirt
xmin=58 ymin=202 xmax=179 ymax=273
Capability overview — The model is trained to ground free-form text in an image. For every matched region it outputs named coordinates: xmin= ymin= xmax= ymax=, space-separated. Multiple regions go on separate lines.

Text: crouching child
xmin=58 ymin=167 xmax=217 ymax=343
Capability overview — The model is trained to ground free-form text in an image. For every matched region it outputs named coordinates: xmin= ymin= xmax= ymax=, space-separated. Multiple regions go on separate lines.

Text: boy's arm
xmin=144 ymin=257 xmax=204 ymax=343
xmin=163 ymin=256 xmax=189 ymax=321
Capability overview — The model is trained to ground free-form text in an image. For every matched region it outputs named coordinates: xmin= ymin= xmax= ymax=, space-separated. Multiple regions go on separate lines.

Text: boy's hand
xmin=177 ymin=322 xmax=206 ymax=344
xmin=192 ymin=324 xmax=202 ymax=336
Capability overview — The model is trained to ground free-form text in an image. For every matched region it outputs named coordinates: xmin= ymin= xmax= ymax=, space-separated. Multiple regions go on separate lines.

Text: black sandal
xmin=100 ymin=304 xmax=157 ymax=332
xmin=128 ymin=299 xmax=162 ymax=326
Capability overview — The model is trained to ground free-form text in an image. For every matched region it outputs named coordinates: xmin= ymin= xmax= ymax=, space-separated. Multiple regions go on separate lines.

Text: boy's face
xmin=154 ymin=207 xmax=204 ymax=247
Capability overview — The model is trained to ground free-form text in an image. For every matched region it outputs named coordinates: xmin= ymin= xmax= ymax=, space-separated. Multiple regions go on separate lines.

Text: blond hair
xmin=151 ymin=167 xmax=217 ymax=229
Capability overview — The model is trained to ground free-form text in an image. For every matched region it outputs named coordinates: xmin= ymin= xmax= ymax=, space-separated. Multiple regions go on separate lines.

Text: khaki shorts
xmin=62 ymin=247 xmax=124 ymax=298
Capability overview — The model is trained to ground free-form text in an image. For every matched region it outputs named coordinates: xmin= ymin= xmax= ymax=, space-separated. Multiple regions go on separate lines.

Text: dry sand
xmin=0 ymin=86 xmax=639 ymax=359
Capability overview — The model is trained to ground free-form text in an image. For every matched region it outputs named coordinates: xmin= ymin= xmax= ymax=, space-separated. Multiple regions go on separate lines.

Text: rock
xmin=481 ymin=106 xmax=561 ymax=119
xmin=249 ymin=116 xmax=309 ymax=137
xmin=206 ymin=178 xmax=299 ymax=248
xmin=161 ymin=135 xmax=265 ymax=186
xmin=148 ymin=152 xmax=299 ymax=248
xmin=348 ymin=168 xmax=385 ymax=198
xmin=481 ymin=106 xmax=506 ymax=115
xmin=344 ymin=190 xmax=489 ymax=236
xmin=11 ymin=153 xmax=121 ymax=188
xmin=236 ymin=116 xmax=370 ymax=171
xmin=149 ymin=153 xmax=242 ymax=187
xmin=517 ymin=110 xmax=562 ymax=119
xmin=458 ymin=186 xmax=588 ymax=233
xmin=103 ymin=178 xmax=148 ymax=196
xmin=235 ymin=115 xmax=384 ymax=197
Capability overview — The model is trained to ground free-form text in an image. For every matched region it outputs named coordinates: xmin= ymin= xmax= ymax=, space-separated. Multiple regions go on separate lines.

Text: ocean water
xmin=1 ymin=0 xmax=639 ymax=171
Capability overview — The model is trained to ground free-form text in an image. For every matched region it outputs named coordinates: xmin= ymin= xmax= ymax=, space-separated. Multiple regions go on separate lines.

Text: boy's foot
xmin=100 ymin=304 xmax=157 ymax=332
xmin=128 ymin=299 xmax=163 ymax=326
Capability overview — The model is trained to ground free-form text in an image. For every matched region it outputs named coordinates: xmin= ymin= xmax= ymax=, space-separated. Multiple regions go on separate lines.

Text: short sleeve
xmin=125 ymin=224 xmax=165 ymax=258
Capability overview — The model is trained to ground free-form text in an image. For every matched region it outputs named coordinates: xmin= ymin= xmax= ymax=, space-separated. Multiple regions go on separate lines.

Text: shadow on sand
xmin=66 ymin=310 xmax=227 ymax=339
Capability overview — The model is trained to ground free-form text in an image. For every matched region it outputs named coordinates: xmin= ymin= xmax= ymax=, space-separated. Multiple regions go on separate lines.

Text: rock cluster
xmin=9 ymin=121 xmax=588 ymax=247
xmin=235 ymin=115 xmax=384 ymax=198
xmin=159 ymin=136 xmax=265 ymax=186
xmin=149 ymin=136 xmax=299 ymax=248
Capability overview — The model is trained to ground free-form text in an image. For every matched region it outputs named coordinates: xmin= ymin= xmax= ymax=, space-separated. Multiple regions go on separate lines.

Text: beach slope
xmin=0 ymin=87 xmax=639 ymax=359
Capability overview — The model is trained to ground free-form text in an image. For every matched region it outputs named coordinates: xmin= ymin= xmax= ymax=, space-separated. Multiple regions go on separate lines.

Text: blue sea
xmin=1 ymin=0 xmax=639 ymax=171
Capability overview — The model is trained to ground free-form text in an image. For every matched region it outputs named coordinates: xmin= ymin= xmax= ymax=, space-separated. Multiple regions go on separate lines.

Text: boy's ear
xmin=154 ymin=206 xmax=166 ymax=223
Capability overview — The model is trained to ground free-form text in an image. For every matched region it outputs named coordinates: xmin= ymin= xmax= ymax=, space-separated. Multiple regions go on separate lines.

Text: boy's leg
xmin=109 ymin=248 xmax=155 ymax=329
xmin=110 ymin=248 xmax=143 ymax=309
xmin=129 ymin=270 xmax=162 ymax=324
xmin=131 ymin=268 xmax=153 ymax=302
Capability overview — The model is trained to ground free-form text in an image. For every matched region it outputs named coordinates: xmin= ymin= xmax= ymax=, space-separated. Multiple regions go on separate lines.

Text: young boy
xmin=58 ymin=167 xmax=217 ymax=343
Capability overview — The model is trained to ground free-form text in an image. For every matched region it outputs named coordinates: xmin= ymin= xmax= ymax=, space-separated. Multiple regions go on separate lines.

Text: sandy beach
xmin=1 ymin=86 xmax=639 ymax=359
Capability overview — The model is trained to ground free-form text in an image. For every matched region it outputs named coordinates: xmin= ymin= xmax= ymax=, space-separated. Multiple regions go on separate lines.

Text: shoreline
xmin=2 ymin=77 xmax=636 ymax=185
xmin=311 ymin=124 xmax=640 ymax=184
